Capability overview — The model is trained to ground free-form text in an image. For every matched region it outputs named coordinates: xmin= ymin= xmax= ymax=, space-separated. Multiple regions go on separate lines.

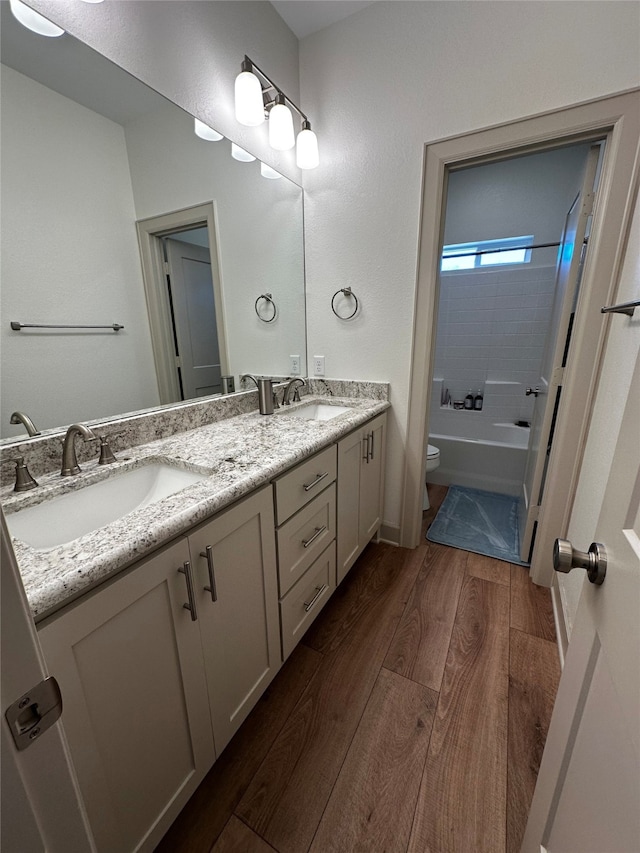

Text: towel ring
xmin=255 ymin=293 xmax=277 ymax=323
xmin=331 ymin=287 xmax=359 ymax=320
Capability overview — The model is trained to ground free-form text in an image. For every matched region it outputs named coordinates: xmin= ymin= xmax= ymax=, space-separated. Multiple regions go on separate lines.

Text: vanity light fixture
xmin=234 ymin=55 xmax=319 ymax=168
xmin=269 ymin=93 xmax=295 ymax=151
xmin=194 ymin=118 xmax=223 ymax=141
xmin=9 ymin=0 xmax=65 ymax=36
xmin=296 ymin=120 xmax=319 ymax=170
xmin=231 ymin=143 xmax=256 ymax=162
xmin=260 ymin=163 xmax=282 ymax=180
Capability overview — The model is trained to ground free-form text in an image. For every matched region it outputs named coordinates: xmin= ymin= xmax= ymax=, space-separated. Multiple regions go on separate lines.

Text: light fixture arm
xmin=243 ymin=55 xmax=310 ymax=124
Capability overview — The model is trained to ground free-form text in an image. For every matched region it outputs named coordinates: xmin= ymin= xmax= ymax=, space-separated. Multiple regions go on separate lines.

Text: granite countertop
xmin=2 ymin=396 xmax=389 ymax=622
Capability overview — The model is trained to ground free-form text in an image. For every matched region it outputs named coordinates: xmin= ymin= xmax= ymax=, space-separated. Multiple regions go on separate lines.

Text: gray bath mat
xmin=426 ymin=485 xmax=529 ymax=566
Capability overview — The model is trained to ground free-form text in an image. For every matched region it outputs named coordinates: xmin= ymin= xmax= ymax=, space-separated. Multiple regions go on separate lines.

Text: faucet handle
xmin=13 ymin=457 xmax=38 ymax=492
xmin=98 ymin=436 xmax=118 ymax=466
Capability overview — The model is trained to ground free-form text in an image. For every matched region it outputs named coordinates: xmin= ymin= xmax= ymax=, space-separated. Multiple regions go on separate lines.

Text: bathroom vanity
xmin=2 ymin=387 xmax=388 ymax=853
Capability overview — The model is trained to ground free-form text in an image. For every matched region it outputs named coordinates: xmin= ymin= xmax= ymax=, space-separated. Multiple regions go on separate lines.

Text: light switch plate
xmin=290 ymin=355 xmax=300 ymax=375
xmin=313 ymin=356 xmax=325 ymax=376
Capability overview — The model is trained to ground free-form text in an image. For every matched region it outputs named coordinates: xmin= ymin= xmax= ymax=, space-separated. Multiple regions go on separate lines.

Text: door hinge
xmin=530 ymin=505 xmax=540 ymax=523
xmin=5 ymin=676 xmax=63 ymax=751
xmin=582 ymin=190 xmax=595 ymax=217
xmin=175 ymin=356 xmax=182 ymax=368
xmin=164 ymin=261 xmax=169 ymax=275
xmin=551 ymin=366 xmax=564 ymax=386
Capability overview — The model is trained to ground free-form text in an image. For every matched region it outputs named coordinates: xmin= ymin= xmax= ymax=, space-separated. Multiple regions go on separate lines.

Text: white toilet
xmin=423 ymin=444 xmax=441 ymax=511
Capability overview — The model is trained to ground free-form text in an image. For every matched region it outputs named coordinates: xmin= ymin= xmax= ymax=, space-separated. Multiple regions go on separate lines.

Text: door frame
xmin=136 ymin=202 xmax=229 ymax=404
xmin=400 ymin=90 xmax=640 ymax=591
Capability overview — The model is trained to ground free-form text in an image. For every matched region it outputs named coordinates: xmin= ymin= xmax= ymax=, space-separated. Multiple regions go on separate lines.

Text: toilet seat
xmin=427 ymin=444 xmax=440 ymax=459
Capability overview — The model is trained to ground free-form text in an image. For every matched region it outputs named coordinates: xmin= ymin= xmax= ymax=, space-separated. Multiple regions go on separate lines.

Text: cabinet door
xmin=337 ymin=426 xmax=367 ymax=584
xmin=188 ymin=485 xmax=280 ymax=753
xmin=360 ymin=413 xmax=386 ymax=544
xmin=38 ymin=538 xmax=215 ymax=853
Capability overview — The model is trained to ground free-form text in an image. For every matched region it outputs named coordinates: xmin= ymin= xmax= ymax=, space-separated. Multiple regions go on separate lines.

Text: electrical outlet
xmin=290 ymin=355 xmax=300 ymax=375
xmin=313 ymin=355 xmax=325 ymax=376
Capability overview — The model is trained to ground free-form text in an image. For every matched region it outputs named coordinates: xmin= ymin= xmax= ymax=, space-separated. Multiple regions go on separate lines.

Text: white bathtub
xmin=427 ymin=418 xmax=530 ymax=496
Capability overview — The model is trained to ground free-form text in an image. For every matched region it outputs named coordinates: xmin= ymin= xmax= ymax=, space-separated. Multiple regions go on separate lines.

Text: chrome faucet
xmin=283 ymin=378 xmax=306 ymax=405
xmin=61 ymin=423 xmax=97 ymax=477
xmin=10 ymin=411 xmax=41 ymax=437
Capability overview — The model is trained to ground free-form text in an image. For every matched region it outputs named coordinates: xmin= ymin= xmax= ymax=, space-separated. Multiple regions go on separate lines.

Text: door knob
xmin=525 ymin=387 xmax=540 ymax=397
xmin=553 ymin=538 xmax=607 ymax=585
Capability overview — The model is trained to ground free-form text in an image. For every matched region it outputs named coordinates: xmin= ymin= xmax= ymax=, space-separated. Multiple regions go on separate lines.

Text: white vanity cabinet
xmin=274 ymin=445 xmax=338 ymax=659
xmin=337 ymin=412 xmax=387 ymax=583
xmin=186 ymin=485 xmax=280 ymax=753
xmin=37 ymin=537 xmax=215 ymax=853
xmin=37 ymin=485 xmax=279 ymax=853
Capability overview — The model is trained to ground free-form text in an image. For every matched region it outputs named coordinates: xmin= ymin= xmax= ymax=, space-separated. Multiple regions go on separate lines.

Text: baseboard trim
xmin=379 ymin=522 xmax=401 ymax=546
xmin=550 ymin=573 xmax=568 ymax=669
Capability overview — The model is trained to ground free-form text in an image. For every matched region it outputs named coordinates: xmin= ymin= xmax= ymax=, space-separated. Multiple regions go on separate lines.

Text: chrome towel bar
xmin=11 ymin=321 xmax=124 ymax=331
xmin=600 ymin=300 xmax=639 ymax=317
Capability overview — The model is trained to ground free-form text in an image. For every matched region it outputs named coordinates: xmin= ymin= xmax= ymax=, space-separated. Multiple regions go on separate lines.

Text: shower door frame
xmin=400 ymin=89 xmax=640 ymax=593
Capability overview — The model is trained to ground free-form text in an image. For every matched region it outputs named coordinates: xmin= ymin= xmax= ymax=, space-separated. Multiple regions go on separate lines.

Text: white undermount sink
xmin=283 ymin=402 xmax=352 ymax=421
xmin=6 ymin=462 xmax=207 ymax=551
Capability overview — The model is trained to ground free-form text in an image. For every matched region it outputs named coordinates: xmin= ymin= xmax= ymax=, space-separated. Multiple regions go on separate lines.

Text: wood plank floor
xmin=155 ymin=485 xmax=561 ymax=853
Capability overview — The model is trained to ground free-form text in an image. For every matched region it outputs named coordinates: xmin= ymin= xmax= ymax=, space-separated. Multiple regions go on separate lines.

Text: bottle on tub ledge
xmin=474 ymin=389 xmax=484 ymax=410
xmin=464 ymin=389 xmax=474 ymax=410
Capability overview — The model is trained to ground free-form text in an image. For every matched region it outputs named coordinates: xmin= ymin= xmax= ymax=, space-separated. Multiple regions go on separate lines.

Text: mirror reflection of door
xmin=164 ymin=230 xmax=222 ymax=400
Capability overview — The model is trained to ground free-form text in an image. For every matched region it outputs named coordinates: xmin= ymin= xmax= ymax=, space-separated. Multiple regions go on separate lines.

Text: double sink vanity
xmin=2 ymin=381 xmax=389 ymax=853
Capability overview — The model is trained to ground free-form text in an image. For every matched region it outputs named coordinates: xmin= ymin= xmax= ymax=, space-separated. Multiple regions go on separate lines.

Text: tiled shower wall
xmin=431 ymin=263 xmax=556 ymax=427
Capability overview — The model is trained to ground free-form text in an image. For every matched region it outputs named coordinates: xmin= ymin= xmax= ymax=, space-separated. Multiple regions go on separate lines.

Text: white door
xmin=165 ymin=238 xmax=222 ymax=400
xmin=521 ymin=214 xmax=640 ymax=849
xmin=1 ymin=511 xmax=95 ymax=852
xmin=519 ymin=146 xmax=600 ymax=561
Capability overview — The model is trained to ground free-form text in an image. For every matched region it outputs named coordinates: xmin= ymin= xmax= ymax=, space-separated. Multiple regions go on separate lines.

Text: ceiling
xmin=270 ymin=1 xmax=376 ymax=39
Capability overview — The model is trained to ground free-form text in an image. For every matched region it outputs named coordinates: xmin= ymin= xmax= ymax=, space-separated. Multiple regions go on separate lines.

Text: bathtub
xmin=427 ymin=417 xmax=530 ymax=496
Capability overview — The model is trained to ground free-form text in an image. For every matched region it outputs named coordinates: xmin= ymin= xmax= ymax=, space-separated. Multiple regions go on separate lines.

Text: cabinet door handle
xmin=303 ymin=584 xmax=328 ymax=612
xmin=200 ymin=545 xmax=218 ymax=602
xmin=369 ymin=430 xmax=375 ymax=461
xmin=178 ymin=561 xmax=198 ymax=621
xmin=302 ymin=525 xmax=327 ymax=549
xmin=303 ymin=471 xmax=329 ymax=492
xmin=362 ymin=434 xmax=370 ymax=462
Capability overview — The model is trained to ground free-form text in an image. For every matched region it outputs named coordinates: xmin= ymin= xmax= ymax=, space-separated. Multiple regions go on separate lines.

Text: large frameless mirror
xmin=0 ymin=3 xmax=306 ymax=439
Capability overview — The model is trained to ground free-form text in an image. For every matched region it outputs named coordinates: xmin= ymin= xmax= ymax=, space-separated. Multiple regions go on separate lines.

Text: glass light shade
xmin=194 ymin=119 xmax=223 ymax=141
xmin=260 ymin=163 xmax=282 ymax=180
xmin=296 ymin=127 xmax=319 ymax=170
xmin=269 ymin=101 xmax=295 ymax=151
xmin=79 ymin=0 xmax=105 ymax=3
xmin=235 ymin=71 xmax=265 ymax=127
xmin=9 ymin=0 xmax=64 ymax=36
xmin=231 ymin=143 xmax=256 ymax=163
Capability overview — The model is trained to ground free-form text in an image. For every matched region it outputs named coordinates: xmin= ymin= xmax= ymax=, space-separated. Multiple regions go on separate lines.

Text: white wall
xmin=28 ymin=0 xmax=301 ymax=183
xmin=300 ymin=1 xmax=640 ymax=533
xmin=0 ymin=66 xmax=159 ymax=436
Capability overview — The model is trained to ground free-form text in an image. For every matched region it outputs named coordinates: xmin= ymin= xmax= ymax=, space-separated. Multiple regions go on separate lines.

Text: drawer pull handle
xmin=303 ymin=584 xmax=328 ymax=612
xmin=200 ymin=546 xmax=218 ymax=602
xmin=362 ymin=435 xmax=369 ymax=461
xmin=369 ymin=430 xmax=375 ymax=461
xmin=302 ymin=525 xmax=327 ymax=549
xmin=303 ymin=471 xmax=329 ymax=492
xmin=178 ymin=561 xmax=198 ymax=621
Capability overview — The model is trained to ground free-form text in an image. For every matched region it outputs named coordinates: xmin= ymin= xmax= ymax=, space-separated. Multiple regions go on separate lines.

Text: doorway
xmin=400 ymin=90 xmax=639 ymax=599
xmin=137 ymin=202 xmax=229 ymax=405
xmin=425 ymin=142 xmax=603 ymax=564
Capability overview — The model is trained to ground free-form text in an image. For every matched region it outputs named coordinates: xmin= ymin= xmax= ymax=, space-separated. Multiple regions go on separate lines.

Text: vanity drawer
xmin=274 ymin=444 xmax=337 ymax=524
xmin=280 ymin=541 xmax=336 ymax=661
xmin=277 ymin=484 xmax=335 ymax=596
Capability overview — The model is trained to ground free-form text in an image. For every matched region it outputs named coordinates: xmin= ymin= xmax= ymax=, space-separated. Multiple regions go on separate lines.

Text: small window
xmin=441 ymin=235 xmax=533 ymax=271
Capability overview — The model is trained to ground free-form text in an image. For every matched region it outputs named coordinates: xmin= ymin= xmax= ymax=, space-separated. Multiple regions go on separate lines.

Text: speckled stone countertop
xmin=3 ymin=395 xmax=389 ymax=622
